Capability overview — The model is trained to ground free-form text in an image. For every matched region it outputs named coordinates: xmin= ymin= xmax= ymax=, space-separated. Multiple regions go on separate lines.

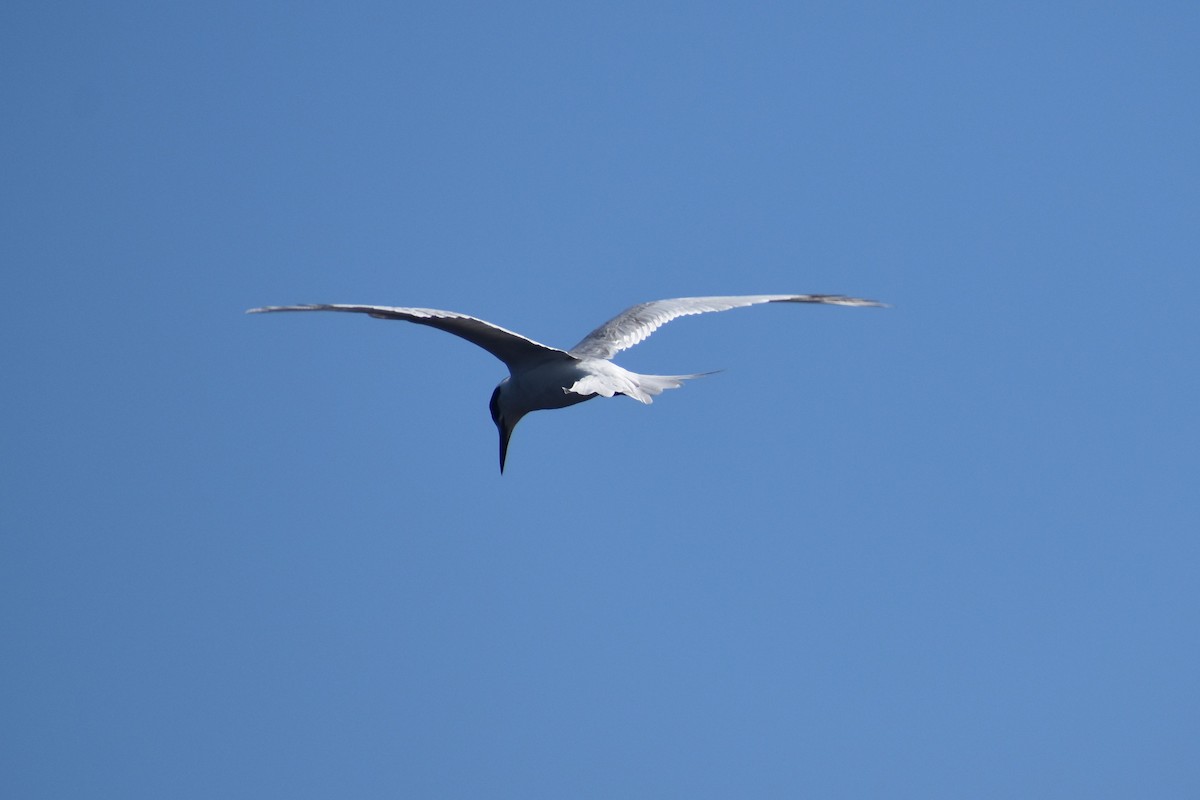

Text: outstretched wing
xmin=247 ymin=304 xmax=574 ymax=370
xmin=568 ymin=294 xmax=886 ymax=360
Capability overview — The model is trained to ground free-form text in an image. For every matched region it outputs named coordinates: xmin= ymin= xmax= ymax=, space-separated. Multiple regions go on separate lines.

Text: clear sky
xmin=2 ymin=2 xmax=1197 ymax=797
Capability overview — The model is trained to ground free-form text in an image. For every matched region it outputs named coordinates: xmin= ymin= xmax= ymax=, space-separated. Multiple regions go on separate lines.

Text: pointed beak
xmin=498 ymin=419 xmax=512 ymax=474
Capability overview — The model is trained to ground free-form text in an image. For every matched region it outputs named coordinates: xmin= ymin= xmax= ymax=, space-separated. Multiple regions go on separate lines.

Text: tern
xmin=248 ymin=294 xmax=885 ymax=472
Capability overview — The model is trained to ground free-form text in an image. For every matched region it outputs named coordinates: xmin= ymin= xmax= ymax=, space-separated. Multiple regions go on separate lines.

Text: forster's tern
xmin=248 ymin=294 xmax=885 ymax=472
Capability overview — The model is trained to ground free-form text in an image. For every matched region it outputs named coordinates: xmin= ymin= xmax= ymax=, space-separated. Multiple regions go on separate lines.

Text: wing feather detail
xmin=568 ymin=294 xmax=886 ymax=360
xmin=246 ymin=304 xmax=574 ymax=370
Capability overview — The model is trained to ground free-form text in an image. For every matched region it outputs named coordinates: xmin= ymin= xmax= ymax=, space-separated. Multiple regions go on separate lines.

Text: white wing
xmin=247 ymin=304 xmax=574 ymax=370
xmin=568 ymin=294 xmax=886 ymax=360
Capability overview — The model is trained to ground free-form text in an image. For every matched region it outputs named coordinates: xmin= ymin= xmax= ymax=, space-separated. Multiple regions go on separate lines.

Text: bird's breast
xmin=509 ymin=360 xmax=596 ymax=412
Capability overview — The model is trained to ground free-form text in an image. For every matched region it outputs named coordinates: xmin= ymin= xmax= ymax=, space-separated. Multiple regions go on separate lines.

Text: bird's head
xmin=489 ymin=379 xmax=525 ymax=474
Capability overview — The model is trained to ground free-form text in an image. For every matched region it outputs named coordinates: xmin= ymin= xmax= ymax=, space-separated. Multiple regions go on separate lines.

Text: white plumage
xmin=248 ymin=293 xmax=885 ymax=472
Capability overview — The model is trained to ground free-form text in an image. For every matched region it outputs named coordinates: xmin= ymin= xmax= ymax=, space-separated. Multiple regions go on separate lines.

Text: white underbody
xmin=502 ymin=358 xmax=698 ymax=418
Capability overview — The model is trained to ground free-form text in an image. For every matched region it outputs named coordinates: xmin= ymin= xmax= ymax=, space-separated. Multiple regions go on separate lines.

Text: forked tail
xmin=566 ymin=367 xmax=720 ymax=404
xmin=626 ymin=370 xmax=719 ymax=404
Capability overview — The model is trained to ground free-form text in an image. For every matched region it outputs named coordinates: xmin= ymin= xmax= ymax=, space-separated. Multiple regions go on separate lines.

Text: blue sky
xmin=2 ymin=1 xmax=1197 ymax=797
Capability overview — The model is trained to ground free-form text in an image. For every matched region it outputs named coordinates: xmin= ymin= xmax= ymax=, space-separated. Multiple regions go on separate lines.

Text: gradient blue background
xmin=3 ymin=2 xmax=1197 ymax=797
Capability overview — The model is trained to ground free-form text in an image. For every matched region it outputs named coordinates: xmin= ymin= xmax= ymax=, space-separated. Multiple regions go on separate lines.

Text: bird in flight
xmin=248 ymin=294 xmax=885 ymax=472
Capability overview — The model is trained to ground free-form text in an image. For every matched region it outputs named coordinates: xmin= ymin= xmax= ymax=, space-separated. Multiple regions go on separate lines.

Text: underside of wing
xmin=247 ymin=304 xmax=574 ymax=370
xmin=568 ymin=294 xmax=886 ymax=360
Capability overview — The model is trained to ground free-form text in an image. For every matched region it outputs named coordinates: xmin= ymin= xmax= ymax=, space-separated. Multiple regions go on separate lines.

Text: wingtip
xmin=838 ymin=296 xmax=890 ymax=308
xmin=245 ymin=305 xmax=322 ymax=314
xmin=781 ymin=295 xmax=889 ymax=309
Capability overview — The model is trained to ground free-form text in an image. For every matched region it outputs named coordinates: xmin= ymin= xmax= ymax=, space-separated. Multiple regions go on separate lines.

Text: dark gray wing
xmin=247 ymin=304 xmax=575 ymax=370
xmin=568 ymin=294 xmax=886 ymax=360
